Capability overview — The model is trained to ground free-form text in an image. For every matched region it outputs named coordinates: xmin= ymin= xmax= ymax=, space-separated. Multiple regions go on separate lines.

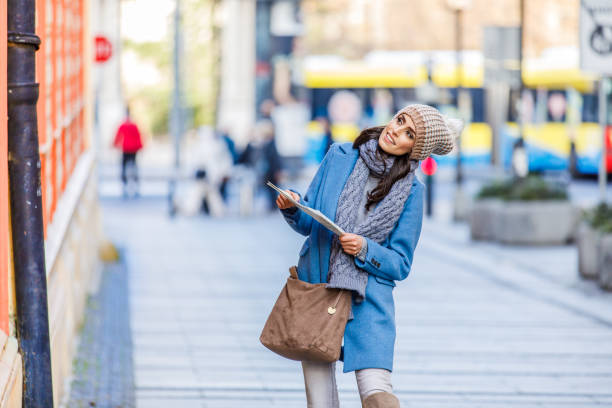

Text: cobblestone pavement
xmin=98 ymin=195 xmax=612 ymax=408
xmin=65 ymin=255 xmax=135 ymax=408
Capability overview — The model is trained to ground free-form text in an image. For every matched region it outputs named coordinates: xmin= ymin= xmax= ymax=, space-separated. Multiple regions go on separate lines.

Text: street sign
xmin=421 ymin=157 xmax=438 ymax=176
xmin=581 ymin=0 xmax=612 ymax=203
xmin=580 ymin=0 xmax=612 ymax=75
xmin=95 ymin=36 xmax=112 ymax=63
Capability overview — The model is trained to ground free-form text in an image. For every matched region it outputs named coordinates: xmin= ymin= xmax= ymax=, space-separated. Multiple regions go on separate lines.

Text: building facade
xmin=302 ymin=0 xmax=579 ymax=59
xmin=1 ymin=0 xmax=102 ymax=405
xmin=217 ymin=0 xmax=256 ymax=148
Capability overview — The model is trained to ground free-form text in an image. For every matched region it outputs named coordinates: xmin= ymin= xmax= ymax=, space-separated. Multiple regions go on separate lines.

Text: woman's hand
xmin=276 ymin=190 xmax=300 ymax=210
xmin=339 ymin=233 xmax=363 ymax=256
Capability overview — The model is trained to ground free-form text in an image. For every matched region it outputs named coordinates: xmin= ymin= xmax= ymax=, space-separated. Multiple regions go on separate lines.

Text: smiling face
xmin=378 ymin=112 xmax=417 ymax=156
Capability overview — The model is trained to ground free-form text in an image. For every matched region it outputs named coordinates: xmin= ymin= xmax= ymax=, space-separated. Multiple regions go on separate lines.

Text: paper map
xmin=267 ymin=181 xmax=345 ymax=236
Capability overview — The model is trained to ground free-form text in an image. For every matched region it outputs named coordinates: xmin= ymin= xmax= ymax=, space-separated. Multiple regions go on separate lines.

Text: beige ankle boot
xmin=362 ymin=392 xmax=400 ymax=408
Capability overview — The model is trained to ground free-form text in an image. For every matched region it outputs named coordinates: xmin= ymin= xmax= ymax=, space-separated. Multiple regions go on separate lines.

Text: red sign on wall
xmin=95 ymin=36 xmax=112 ymax=63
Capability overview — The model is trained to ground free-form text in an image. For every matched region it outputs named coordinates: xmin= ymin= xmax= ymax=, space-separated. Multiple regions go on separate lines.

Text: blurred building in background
xmin=211 ymin=0 xmax=611 ymax=177
xmin=1 ymin=0 xmax=102 ymax=405
xmin=217 ymin=0 xmax=257 ymax=148
xmin=301 ymin=0 xmax=578 ymax=57
xmin=94 ymin=0 xmax=124 ymax=159
xmin=98 ymin=0 xmax=611 ymax=179
xmin=282 ymin=0 xmax=612 ymax=176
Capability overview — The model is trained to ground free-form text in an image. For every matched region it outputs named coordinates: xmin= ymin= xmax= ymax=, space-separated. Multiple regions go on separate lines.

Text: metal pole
xmin=510 ymin=0 xmax=529 ymax=179
xmin=451 ymin=6 xmax=469 ymax=222
xmin=455 ymin=8 xmax=463 ymax=186
xmin=7 ymin=0 xmax=55 ymax=405
xmin=426 ymin=175 xmax=433 ymax=217
xmin=169 ymin=0 xmax=183 ymax=216
xmin=255 ymin=0 xmax=272 ymax=119
xmin=518 ymin=0 xmax=525 ymax=145
xmin=599 ymin=78 xmax=608 ymax=203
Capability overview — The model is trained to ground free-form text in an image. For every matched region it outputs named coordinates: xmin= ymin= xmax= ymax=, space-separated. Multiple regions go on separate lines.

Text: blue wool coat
xmin=281 ymin=142 xmax=424 ymax=373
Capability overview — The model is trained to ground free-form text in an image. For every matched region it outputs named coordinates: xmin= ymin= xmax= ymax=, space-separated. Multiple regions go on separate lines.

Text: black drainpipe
xmin=7 ymin=0 xmax=55 ymax=406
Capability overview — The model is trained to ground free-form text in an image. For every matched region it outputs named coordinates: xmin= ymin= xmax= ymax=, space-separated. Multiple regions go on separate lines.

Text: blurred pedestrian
xmin=259 ymin=98 xmax=275 ymax=120
xmin=315 ymin=116 xmax=333 ymax=155
xmin=113 ymin=106 xmax=144 ymax=198
xmin=276 ymin=104 xmax=462 ymax=407
xmin=218 ymin=127 xmax=238 ymax=164
xmin=180 ymin=126 xmax=232 ymax=217
xmin=261 ymin=123 xmax=282 ymax=211
xmin=217 ymin=127 xmax=238 ymax=202
xmin=238 ymin=120 xmax=282 ymax=212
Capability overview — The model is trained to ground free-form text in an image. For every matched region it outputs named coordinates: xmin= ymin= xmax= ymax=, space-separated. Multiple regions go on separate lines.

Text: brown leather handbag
xmin=260 ymin=266 xmax=352 ymax=363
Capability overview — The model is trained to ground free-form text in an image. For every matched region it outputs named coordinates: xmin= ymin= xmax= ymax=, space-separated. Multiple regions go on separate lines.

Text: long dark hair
xmin=353 ymin=126 xmax=416 ymax=210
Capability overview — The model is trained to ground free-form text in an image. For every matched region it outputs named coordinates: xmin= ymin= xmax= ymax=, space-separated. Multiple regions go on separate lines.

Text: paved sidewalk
xmin=99 ymin=196 xmax=612 ymax=407
xmin=65 ymin=256 xmax=135 ymax=408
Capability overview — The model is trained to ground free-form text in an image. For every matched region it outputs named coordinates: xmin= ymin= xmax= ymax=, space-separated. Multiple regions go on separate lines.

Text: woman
xmin=276 ymin=104 xmax=462 ymax=407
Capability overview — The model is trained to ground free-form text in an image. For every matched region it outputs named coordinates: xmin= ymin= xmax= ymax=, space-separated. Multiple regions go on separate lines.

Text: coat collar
xmin=337 ymin=142 xmax=356 ymax=156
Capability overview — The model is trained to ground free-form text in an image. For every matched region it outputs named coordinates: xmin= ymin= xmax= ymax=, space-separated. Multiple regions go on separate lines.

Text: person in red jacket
xmin=113 ymin=107 xmax=144 ymax=197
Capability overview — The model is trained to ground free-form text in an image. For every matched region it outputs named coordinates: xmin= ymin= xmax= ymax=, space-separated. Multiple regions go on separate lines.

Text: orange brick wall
xmin=36 ymin=0 xmax=87 ymax=231
xmin=1 ymin=0 xmax=88 ymax=338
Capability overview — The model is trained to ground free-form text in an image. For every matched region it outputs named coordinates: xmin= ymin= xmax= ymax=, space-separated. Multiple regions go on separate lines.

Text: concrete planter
xmin=469 ymin=199 xmax=502 ymax=241
xmin=495 ymin=201 xmax=578 ymax=245
xmin=598 ymin=234 xmax=612 ymax=291
xmin=577 ymin=222 xmax=601 ymax=280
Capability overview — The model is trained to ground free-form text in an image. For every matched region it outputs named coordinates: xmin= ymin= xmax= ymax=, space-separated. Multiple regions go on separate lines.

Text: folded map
xmin=267 ymin=181 xmax=345 ymax=236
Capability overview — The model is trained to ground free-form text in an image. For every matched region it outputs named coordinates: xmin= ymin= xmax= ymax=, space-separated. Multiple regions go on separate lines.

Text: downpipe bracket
xmin=7 ymin=31 xmax=40 ymax=50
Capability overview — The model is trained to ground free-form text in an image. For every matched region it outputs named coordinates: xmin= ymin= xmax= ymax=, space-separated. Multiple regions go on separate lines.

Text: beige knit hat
xmin=395 ymin=104 xmax=463 ymax=161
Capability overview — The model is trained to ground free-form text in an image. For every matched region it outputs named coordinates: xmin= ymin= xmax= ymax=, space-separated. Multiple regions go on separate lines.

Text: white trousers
xmin=301 ymin=361 xmax=393 ymax=407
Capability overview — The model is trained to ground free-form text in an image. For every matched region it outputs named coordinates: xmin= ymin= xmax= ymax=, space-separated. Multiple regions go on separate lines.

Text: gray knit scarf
xmin=326 ymin=138 xmax=419 ymax=301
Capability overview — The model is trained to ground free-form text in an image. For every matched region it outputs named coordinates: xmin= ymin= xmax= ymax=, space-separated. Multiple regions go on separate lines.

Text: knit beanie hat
xmin=395 ymin=104 xmax=464 ymax=161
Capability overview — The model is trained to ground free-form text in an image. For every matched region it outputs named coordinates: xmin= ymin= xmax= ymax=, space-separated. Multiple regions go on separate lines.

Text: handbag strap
xmin=289 ymin=266 xmax=346 ymax=309
xmin=332 ymin=290 xmax=345 ymax=308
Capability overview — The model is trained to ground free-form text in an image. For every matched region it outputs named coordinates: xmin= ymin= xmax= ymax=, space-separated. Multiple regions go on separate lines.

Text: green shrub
xmin=505 ymin=176 xmax=568 ymax=201
xmin=476 ymin=179 xmax=514 ymax=200
xmin=476 ymin=176 xmax=568 ymax=201
xmin=584 ymin=203 xmax=612 ymax=234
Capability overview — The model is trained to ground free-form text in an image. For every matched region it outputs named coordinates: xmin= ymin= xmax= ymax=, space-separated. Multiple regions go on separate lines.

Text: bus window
xmin=471 ymin=88 xmax=485 ymax=123
xmin=506 ymin=88 xmax=537 ymax=123
xmin=546 ymin=90 xmax=567 ymax=123
xmin=507 ymin=89 xmax=520 ymax=122
xmin=581 ymin=92 xmax=598 ymax=123
xmin=311 ymin=88 xmax=335 ymax=119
